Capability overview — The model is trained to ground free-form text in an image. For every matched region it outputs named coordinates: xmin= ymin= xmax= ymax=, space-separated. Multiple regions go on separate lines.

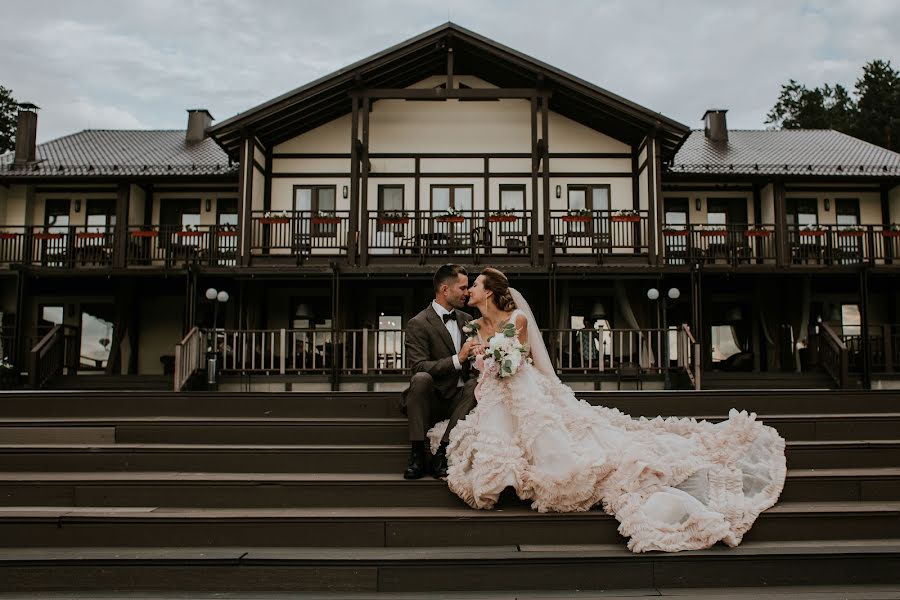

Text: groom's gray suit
xmin=401 ymin=304 xmax=478 ymax=444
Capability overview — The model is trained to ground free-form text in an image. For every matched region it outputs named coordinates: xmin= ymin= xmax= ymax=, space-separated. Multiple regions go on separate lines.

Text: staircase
xmin=702 ymin=370 xmax=841 ymax=390
xmin=0 ymin=389 xmax=899 ymax=594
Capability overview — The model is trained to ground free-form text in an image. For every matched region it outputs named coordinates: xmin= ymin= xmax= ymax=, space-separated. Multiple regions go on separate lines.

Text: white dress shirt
xmin=432 ymin=301 xmax=464 ymax=383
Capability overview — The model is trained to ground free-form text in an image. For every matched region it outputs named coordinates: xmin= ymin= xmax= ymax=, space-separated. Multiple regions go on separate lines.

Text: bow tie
xmin=442 ymin=311 xmax=456 ymax=323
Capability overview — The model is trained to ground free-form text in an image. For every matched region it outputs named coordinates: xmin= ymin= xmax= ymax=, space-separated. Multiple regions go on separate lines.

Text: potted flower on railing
xmin=611 ymin=209 xmax=640 ymax=223
xmin=260 ymin=210 xmax=290 ymax=225
xmin=311 ymin=210 xmax=341 ymax=225
xmin=130 ymin=225 xmax=159 ymax=238
xmin=883 ymin=223 xmax=900 ymax=238
xmin=378 ymin=211 xmax=410 ymax=225
xmin=0 ymin=230 xmax=17 ymax=240
xmin=562 ymin=208 xmax=592 ymax=223
xmin=487 ymin=210 xmax=518 ymax=223
xmin=75 ymin=229 xmax=107 ymax=240
xmin=744 ymin=225 xmax=772 ymax=238
xmin=217 ymin=223 xmax=239 ymax=237
xmin=435 ymin=207 xmax=465 ymax=223
xmin=662 ymin=225 xmax=688 ymax=237
xmin=799 ymin=223 xmax=827 ymax=237
xmin=700 ymin=224 xmax=728 ymax=237
xmin=33 ymin=230 xmax=64 ymax=241
xmin=837 ymin=225 xmax=866 ymax=237
xmin=177 ymin=223 xmax=204 ymax=238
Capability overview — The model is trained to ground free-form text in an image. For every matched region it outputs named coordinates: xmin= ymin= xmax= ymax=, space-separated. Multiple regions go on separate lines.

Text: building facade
xmin=2 ymin=23 xmax=900 ymax=391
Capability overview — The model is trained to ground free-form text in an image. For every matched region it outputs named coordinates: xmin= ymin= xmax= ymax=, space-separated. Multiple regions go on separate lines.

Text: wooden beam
xmin=355 ymin=88 xmax=549 ymax=100
xmin=359 ymin=96 xmax=371 ymax=267
xmin=881 ymin=184 xmax=893 ymax=263
xmin=348 ymin=96 xmax=360 ymax=265
xmin=239 ymin=137 xmax=254 ymax=267
xmin=645 ymin=138 xmax=658 ymax=266
xmin=773 ymin=180 xmax=787 ymax=267
xmin=530 ymin=96 xmax=539 ymax=267
xmin=113 ymin=183 xmax=130 ymax=269
xmin=653 ymin=136 xmax=665 ymax=267
xmin=446 ymin=46 xmax=454 ymax=90
xmin=541 ymin=97 xmax=552 ymax=266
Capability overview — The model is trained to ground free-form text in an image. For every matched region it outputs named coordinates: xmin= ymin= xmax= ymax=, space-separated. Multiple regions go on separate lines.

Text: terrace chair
xmin=616 ymin=361 xmax=644 ymax=390
xmin=471 ymin=226 xmax=492 ymax=262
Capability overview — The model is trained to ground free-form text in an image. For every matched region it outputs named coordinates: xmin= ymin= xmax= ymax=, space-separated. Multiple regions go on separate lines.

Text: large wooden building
xmin=2 ymin=23 xmax=900 ymax=391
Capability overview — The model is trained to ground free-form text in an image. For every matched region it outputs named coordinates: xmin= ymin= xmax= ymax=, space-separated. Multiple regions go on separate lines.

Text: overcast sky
xmin=2 ymin=0 xmax=899 ymax=143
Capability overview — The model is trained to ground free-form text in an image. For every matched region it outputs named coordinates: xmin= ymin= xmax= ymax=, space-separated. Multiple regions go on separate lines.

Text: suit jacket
xmin=403 ymin=305 xmax=473 ymax=401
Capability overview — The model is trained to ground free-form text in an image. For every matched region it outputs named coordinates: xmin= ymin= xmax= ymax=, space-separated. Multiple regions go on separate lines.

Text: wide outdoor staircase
xmin=0 ymin=389 xmax=899 ymax=595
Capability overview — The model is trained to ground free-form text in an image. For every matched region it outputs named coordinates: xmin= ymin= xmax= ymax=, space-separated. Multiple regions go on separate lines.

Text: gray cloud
xmin=1 ymin=0 xmax=898 ymax=143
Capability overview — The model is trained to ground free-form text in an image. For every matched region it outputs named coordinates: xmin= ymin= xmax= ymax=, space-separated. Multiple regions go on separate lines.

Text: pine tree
xmin=0 ymin=85 xmax=17 ymax=155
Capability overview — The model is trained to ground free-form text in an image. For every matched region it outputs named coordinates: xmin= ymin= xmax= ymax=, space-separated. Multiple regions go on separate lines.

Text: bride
xmin=427 ymin=267 xmax=786 ymax=553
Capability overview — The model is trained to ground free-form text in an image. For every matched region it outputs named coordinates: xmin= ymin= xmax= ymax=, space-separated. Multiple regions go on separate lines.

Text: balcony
xmin=662 ymin=224 xmax=778 ymax=266
xmin=788 ymin=224 xmax=899 ymax=266
xmin=0 ymin=225 xmax=115 ymax=268
xmin=250 ymin=210 xmax=351 ymax=264
xmin=125 ymin=225 xmax=238 ymax=268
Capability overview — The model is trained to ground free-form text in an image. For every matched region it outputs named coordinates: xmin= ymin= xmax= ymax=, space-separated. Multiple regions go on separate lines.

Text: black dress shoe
xmin=432 ymin=446 xmax=449 ymax=479
xmin=404 ymin=448 xmax=427 ymax=480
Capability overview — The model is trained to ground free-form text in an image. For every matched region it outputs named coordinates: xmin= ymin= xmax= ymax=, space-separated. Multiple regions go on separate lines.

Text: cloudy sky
xmin=2 ymin=0 xmax=899 ymax=143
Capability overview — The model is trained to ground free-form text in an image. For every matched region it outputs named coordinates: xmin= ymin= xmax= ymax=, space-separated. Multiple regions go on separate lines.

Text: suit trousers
xmin=403 ymin=372 xmax=477 ymax=444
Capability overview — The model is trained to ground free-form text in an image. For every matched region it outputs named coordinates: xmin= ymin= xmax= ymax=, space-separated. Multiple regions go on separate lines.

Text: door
xmin=215 ymin=198 xmax=238 ymax=265
xmin=707 ymin=198 xmax=748 ymax=261
xmin=42 ymin=199 xmax=71 ymax=266
xmin=835 ymin=198 xmax=862 ymax=263
xmin=664 ymin=198 xmax=689 ymax=264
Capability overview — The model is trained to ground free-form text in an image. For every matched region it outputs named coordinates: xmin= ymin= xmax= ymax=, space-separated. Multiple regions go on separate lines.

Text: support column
xmin=359 ymin=97 xmax=371 ymax=267
xmin=348 ymin=96 xmax=360 ymax=266
xmin=860 ymin=269 xmax=872 ymax=389
xmin=530 ymin=96 xmax=539 ymax=266
xmin=774 ymin=180 xmax=787 ymax=267
xmin=645 ymin=137 xmax=658 ymax=266
xmin=22 ymin=185 xmax=35 ymax=265
xmin=238 ymin=136 xmax=254 ymax=267
xmin=881 ymin=184 xmax=893 ymax=264
xmin=653 ymin=136 xmax=665 ymax=266
xmin=541 ymin=96 xmax=552 ymax=266
xmin=113 ymin=183 xmax=130 ymax=269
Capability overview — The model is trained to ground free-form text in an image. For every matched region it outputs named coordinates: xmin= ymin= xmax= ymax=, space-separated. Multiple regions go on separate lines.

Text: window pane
xmin=665 ymin=211 xmax=687 ymax=226
xmin=836 ymin=214 xmax=859 ymax=226
xmin=568 ymin=189 xmax=586 ymax=211
xmin=318 ymin=188 xmax=336 ymax=211
xmin=454 ymin=187 xmax=472 ymax=211
xmin=41 ymin=306 xmax=63 ymax=326
xmin=707 ymin=211 xmax=726 ymax=226
xmin=432 ymin=187 xmax=450 ymax=211
xmin=294 ymin=188 xmax=312 ymax=212
xmin=219 ymin=213 xmax=238 ymax=226
xmin=381 ymin=187 xmax=403 ymax=211
xmin=841 ymin=304 xmax=861 ymax=336
xmin=500 ymin=188 xmax=525 ymax=211
xmin=711 ymin=325 xmax=742 ymax=362
xmin=80 ymin=307 xmax=114 ymax=369
xmin=592 ymin=187 xmax=610 ymax=211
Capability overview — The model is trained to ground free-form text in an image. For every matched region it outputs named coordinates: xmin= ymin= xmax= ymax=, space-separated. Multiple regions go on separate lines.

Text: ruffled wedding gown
xmin=427 ymin=309 xmax=786 ymax=553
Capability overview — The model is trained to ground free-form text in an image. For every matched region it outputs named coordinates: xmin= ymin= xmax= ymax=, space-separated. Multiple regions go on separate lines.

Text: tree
xmin=766 ymin=60 xmax=900 ymax=151
xmin=854 ymin=59 xmax=899 ymax=151
xmin=0 ymin=85 xmax=16 ymax=155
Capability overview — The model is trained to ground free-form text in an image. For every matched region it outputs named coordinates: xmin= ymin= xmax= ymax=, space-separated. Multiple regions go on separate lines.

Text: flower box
xmin=663 ymin=230 xmax=689 ymax=237
xmin=259 ymin=217 xmax=290 ymax=225
xmin=33 ymin=233 xmax=64 ymax=241
xmin=744 ymin=230 xmax=772 ymax=238
xmin=311 ymin=217 xmax=341 ymax=225
xmin=799 ymin=230 xmax=826 ymax=237
xmin=611 ymin=215 xmax=640 ymax=223
xmin=487 ymin=215 xmax=518 ymax=223
xmin=882 ymin=231 xmax=900 ymax=238
xmin=176 ymin=231 xmax=205 ymax=238
xmin=701 ymin=230 xmax=727 ymax=237
xmin=75 ymin=232 xmax=106 ymax=240
xmin=562 ymin=215 xmax=591 ymax=223
xmin=378 ymin=217 xmax=410 ymax=225
xmin=0 ymin=233 xmax=18 ymax=240
xmin=837 ymin=231 xmax=865 ymax=237
xmin=435 ymin=216 xmax=465 ymax=223
xmin=216 ymin=231 xmax=239 ymax=237
xmin=130 ymin=230 xmax=159 ymax=238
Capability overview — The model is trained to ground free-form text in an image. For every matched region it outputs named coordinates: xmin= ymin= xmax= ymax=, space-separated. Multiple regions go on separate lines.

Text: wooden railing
xmin=249 ymin=210 xmax=351 ymax=261
xmin=663 ymin=224 xmax=778 ymax=266
xmin=126 ymin=224 xmax=238 ymax=267
xmin=20 ymin=225 xmax=115 ymax=268
xmin=788 ymin=224 xmax=900 ymax=266
xmin=173 ymin=327 xmax=206 ymax=391
xmin=0 ymin=226 xmax=27 ymax=265
xmin=680 ymin=324 xmax=701 ymax=390
xmin=28 ymin=324 xmax=74 ymax=389
xmin=820 ymin=322 xmax=849 ymax=388
xmin=549 ymin=210 xmax=649 ymax=260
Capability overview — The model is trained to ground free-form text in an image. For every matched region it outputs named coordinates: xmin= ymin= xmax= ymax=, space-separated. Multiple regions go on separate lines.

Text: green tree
xmin=0 ymin=85 xmax=16 ymax=155
xmin=854 ymin=59 xmax=899 ymax=151
xmin=765 ymin=80 xmax=857 ymax=132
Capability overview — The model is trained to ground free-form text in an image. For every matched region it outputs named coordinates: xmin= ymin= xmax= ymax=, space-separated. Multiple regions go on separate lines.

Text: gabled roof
xmin=0 ymin=130 xmax=235 ymax=179
xmin=209 ymin=22 xmax=690 ymax=159
xmin=669 ymin=129 xmax=900 ymax=178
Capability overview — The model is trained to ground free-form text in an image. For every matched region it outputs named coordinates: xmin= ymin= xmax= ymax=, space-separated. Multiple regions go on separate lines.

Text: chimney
xmin=13 ymin=103 xmax=40 ymax=165
xmin=186 ymin=109 xmax=213 ymax=144
xmin=703 ymin=109 xmax=728 ymax=142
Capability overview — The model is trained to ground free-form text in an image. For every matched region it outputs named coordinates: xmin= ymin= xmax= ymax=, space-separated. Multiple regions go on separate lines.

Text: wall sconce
xmin=824 ymin=198 xmax=830 ymax=211
xmin=695 ymin=198 xmax=702 ymax=211
xmin=342 ymin=185 xmax=349 ymax=199
xmin=74 ymin=199 xmax=81 ymax=213
xmin=205 ymin=198 xmax=212 ymax=212
xmin=555 ymin=185 xmax=561 ymax=198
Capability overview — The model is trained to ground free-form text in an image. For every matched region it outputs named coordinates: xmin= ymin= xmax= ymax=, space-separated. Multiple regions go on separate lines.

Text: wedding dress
xmin=427 ymin=290 xmax=786 ymax=554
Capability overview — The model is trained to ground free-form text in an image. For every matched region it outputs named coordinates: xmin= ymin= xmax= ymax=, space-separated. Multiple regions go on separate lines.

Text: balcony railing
xmin=9 ymin=225 xmax=116 ymax=268
xmin=549 ymin=210 xmax=649 ymax=260
xmin=788 ymin=224 xmax=900 ymax=266
xmin=0 ymin=226 xmax=27 ymax=265
xmin=125 ymin=224 xmax=238 ymax=268
xmin=663 ymin=224 xmax=778 ymax=266
xmin=250 ymin=210 xmax=351 ymax=262
xmin=362 ymin=209 xmax=532 ymax=262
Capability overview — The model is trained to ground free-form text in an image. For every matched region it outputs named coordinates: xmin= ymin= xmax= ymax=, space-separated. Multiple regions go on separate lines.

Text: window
xmin=499 ymin=185 xmax=525 ymax=212
xmin=216 ymin=198 xmax=238 ymax=265
xmin=44 ymin=199 xmax=70 ymax=230
xmin=295 ymin=185 xmax=337 ymax=236
xmin=786 ymin=198 xmax=818 ymax=227
xmin=377 ymin=185 xmax=404 ymax=232
xmin=835 ymin=198 xmax=860 ymax=227
xmin=86 ymin=200 xmax=116 ymax=232
xmin=431 ymin=185 xmax=473 ymax=212
xmin=664 ymin=198 xmax=689 ymax=228
xmin=567 ymin=185 xmax=610 ymax=234
xmin=841 ymin=304 xmax=861 ymax=337
xmin=378 ymin=312 xmax=403 ymax=370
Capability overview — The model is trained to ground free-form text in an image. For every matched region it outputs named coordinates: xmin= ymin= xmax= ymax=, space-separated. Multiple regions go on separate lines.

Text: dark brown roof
xmin=669 ymin=129 xmax=900 ymax=177
xmin=208 ymin=22 xmax=690 ymax=160
xmin=0 ymin=130 xmax=236 ymax=179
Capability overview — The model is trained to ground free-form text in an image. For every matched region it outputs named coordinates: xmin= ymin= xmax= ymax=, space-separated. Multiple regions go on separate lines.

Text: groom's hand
xmin=458 ymin=339 xmax=481 ymax=364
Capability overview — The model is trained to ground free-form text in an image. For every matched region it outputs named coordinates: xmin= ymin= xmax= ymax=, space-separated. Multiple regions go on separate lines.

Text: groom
xmin=401 ymin=264 xmax=479 ymax=479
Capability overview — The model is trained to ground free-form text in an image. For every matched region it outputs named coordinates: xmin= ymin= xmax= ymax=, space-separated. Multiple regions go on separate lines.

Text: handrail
xmin=681 ymin=324 xmax=701 ymax=390
xmin=174 ymin=327 xmax=205 ymax=392
xmin=28 ymin=324 xmax=67 ymax=389
xmin=820 ymin=322 xmax=849 ymax=388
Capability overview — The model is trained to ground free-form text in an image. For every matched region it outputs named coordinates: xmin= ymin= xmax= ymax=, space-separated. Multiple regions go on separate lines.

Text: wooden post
xmin=645 ymin=137 xmax=658 ymax=266
xmin=653 ymin=136 xmax=665 ymax=266
xmin=881 ymin=184 xmax=893 ymax=264
xmin=113 ymin=183 xmax=130 ymax=269
xmin=530 ymin=96 xmax=539 ymax=266
xmin=860 ymin=269 xmax=871 ymax=389
xmin=774 ymin=180 xmax=787 ymax=267
xmin=414 ymin=158 xmax=421 ymax=264
xmin=883 ymin=323 xmax=893 ymax=373
xmin=360 ymin=96 xmax=371 ymax=267
xmin=22 ymin=185 xmax=34 ymax=265
xmin=541 ymin=95 xmax=552 ymax=265
xmin=238 ymin=137 xmax=254 ymax=267
xmin=348 ymin=95 xmax=360 ymax=266
xmin=446 ymin=45 xmax=454 ymax=91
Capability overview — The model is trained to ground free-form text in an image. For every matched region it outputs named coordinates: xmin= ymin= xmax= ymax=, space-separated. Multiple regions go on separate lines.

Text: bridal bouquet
xmin=479 ymin=322 xmax=531 ymax=379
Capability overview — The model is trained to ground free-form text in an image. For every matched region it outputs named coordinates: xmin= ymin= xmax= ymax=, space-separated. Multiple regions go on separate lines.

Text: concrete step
xmin=1 ymin=468 xmax=898 ymax=508
xmin=2 ymin=541 xmax=899 ymax=592
xmin=0 ymin=502 xmax=898 ymax=548
xmin=1 ymin=390 xmax=898 ymax=419
xmin=0 ymin=440 xmax=897 ymax=472
xmin=2 ymin=413 xmax=899 ymax=444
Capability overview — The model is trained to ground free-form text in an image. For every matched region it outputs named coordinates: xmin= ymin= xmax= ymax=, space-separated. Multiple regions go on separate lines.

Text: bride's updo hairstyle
xmin=480 ymin=268 xmax=517 ymax=312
